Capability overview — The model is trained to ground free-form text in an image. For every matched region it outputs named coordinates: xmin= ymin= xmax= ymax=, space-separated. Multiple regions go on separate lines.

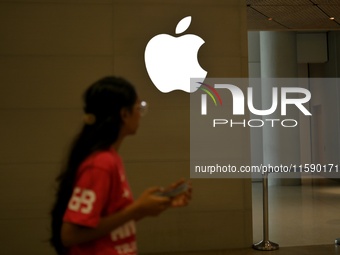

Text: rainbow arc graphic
xmin=197 ymin=82 xmax=223 ymax=106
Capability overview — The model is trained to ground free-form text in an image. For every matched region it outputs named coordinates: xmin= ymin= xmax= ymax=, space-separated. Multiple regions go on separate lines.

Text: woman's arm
xmin=61 ymin=187 xmax=171 ymax=247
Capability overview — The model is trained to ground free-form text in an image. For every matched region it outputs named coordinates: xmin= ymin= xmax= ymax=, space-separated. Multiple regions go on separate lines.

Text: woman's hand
xmin=166 ymin=179 xmax=192 ymax=208
xmin=133 ymin=187 xmax=172 ymax=218
xmin=132 ymin=180 xmax=192 ymax=220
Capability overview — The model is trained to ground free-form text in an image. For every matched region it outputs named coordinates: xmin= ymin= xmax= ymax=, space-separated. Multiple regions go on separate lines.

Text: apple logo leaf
xmin=175 ymin=16 xmax=192 ymax=34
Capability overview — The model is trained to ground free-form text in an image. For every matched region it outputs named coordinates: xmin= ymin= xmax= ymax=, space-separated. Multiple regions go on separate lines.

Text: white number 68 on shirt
xmin=68 ymin=187 xmax=96 ymax=214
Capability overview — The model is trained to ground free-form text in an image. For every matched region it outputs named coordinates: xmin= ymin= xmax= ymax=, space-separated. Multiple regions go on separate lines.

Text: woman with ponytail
xmin=50 ymin=76 xmax=191 ymax=255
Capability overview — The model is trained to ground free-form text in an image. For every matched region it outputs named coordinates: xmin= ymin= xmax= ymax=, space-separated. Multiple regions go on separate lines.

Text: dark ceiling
xmin=247 ymin=0 xmax=340 ymax=30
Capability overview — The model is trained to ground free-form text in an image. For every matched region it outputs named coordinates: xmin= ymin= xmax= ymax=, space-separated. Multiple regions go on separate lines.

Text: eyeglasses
xmin=139 ymin=100 xmax=148 ymax=116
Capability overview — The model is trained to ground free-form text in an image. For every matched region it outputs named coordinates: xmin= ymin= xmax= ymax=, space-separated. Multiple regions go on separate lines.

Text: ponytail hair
xmin=50 ymin=76 xmax=137 ymax=254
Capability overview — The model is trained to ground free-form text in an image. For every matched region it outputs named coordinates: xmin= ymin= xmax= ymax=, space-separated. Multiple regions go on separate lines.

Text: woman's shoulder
xmin=81 ymin=149 xmax=122 ymax=172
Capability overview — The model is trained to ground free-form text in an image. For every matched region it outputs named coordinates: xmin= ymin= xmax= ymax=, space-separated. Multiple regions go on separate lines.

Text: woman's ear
xmin=120 ymin=107 xmax=129 ymax=123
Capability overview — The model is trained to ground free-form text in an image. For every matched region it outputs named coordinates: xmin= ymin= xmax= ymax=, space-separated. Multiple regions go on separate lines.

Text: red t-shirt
xmin=63 ymin=149 xmax=137 ymax=255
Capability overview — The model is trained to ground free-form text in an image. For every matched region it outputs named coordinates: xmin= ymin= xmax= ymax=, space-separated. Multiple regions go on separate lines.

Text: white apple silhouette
xmin=144 ymin=16 xmax=207 ymax=93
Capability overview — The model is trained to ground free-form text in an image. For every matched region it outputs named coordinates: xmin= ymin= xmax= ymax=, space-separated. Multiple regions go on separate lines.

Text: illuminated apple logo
xmin=144 ymin=16 xmax=207 ymax=93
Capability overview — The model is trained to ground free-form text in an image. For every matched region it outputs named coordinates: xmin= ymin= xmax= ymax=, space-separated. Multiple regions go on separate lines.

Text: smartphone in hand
xmin=157 ymin=182 xmax=189 ymax=198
